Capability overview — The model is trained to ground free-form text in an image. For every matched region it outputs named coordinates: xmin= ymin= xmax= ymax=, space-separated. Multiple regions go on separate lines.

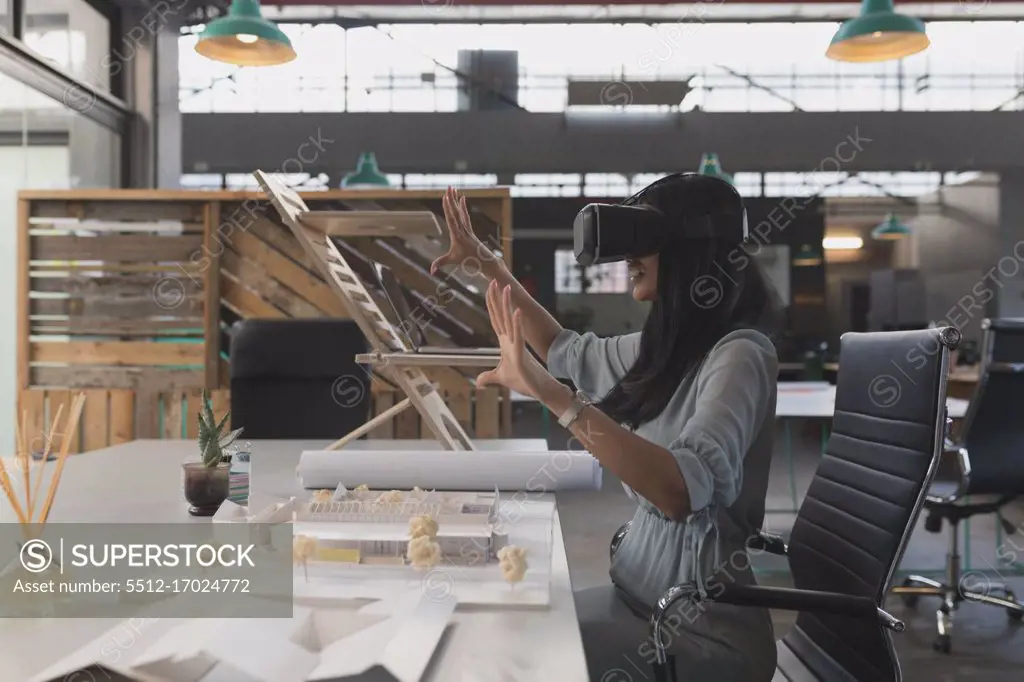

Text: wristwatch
xmin=558 ymin=390 xmax=593 ymax=429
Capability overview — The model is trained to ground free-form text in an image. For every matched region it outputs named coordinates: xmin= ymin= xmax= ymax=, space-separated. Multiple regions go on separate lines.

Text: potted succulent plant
xmin=182 ymin=391 xmax=243 ymax=516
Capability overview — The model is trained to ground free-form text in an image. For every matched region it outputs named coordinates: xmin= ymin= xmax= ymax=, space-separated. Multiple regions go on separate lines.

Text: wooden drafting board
xmin=254 ymin=170 xmax=476 ymax=451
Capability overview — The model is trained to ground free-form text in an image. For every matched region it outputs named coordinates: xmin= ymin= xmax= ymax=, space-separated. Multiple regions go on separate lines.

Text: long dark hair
xmin=598 ymin=173 xmax=781 ymax=430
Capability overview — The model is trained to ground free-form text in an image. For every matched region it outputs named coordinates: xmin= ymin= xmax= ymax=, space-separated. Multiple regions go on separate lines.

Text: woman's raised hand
xmin=476 ymin=281 xmax=553 ymax=399
xmin=431 ymin=187 xmax=487 ymax=275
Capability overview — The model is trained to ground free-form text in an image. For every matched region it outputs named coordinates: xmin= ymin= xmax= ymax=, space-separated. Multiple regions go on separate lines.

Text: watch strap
xmin=558 ymin=390 xmax=592 ymax=429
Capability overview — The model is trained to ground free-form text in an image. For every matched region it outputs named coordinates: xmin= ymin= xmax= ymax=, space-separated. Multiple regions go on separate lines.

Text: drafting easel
xmin=254 ymin=170 xmax=499 ymax=451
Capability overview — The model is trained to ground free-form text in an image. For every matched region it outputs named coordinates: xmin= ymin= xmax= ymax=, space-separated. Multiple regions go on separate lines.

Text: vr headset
xmin=573 ymin=174 xmax=749 ymax=266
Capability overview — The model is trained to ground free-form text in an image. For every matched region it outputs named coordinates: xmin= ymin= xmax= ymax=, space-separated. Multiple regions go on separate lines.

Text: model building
xmin=292 ymin=485 xmax=511 ymax=567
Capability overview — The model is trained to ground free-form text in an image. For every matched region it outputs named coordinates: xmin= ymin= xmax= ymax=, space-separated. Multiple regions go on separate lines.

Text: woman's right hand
xmin=431 ymin=187 xmax=490 ymax=275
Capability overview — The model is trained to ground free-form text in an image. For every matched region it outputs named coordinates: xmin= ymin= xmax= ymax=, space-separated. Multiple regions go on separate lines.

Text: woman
xmin=433 ymin=174 xmax=781 ymax=682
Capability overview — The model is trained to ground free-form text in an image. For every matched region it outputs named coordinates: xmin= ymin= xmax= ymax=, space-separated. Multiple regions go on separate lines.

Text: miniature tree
xmin=407 ymin=535 xmax=441 ymax=570
xmin=293 ymin=535 xmax=318 ymax=581
xmin=354 ymin=484 xmax=369 ymax=492
xmin=311 ymin=489 xmax=333 ymax=504
xmin=497 ymin=545 xmax=528 ymax=589
xmin=409 ymin=515 xmax=439 ymax=539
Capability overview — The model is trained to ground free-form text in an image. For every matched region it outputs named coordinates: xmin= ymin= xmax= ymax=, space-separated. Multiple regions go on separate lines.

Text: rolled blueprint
xmin=296 ymin=449 xmax=602 ymax=492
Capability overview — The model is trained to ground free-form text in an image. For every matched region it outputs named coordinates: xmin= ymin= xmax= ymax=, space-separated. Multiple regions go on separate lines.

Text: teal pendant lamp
xmin=698 ymin=152 xmax=734 ymax=185
xmin=342 ymin=153 xmax=391 ymax=188
xmin=195 ymin=0 xmax=296 ymax=67
xmin=827 ymin=0 xmax=929 ymax=63
xmin=793 ymin=244 xmax=823 ymax=267
xmin=872 ymin=213 xmax=911 ymax=240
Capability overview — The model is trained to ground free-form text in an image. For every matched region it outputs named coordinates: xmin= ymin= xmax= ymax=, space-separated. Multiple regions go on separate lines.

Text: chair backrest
xmin=784 ymin=327 xmax=956 ymax=682
xmin=229 ymin=319 xmax=371 ymax=439
xmin=959 ymin=318 xmax=1024 ymax=495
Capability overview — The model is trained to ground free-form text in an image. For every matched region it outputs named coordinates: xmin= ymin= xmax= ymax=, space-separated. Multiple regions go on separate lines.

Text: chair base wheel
xmin=899 ymin=578 xmax=920 ymax=608
xmin=933 ymin=634 xmax=952 ymax=654
xmin=1004 ymin=591 xmax=1024 ymax=622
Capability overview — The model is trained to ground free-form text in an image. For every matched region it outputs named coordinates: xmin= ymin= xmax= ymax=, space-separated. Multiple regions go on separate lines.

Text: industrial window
xmin=402 ymin=174 xmax=498 ymax=189
xmin=555 ymin=249 xmax=629 ymax=294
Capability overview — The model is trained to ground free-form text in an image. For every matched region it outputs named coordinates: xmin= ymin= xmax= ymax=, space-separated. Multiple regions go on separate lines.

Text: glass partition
xmin=0 ymin=70 xmax=121 ymax=452
xmin=23 ymin=0 xmax=112 ymax=92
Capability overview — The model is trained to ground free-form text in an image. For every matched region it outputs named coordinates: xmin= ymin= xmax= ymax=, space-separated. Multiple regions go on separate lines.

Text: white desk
xmin=777 ymin=382 xmax=969 ymax=419
xmin=0 ymin=439 xmax=589 ymax=682
xmin=772 ymin=383 xmax=969 ymax=513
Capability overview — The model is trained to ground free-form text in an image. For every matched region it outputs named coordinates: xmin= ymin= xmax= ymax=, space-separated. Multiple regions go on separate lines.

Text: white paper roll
xmin=296 ymin=449 xmax=602 ymax=492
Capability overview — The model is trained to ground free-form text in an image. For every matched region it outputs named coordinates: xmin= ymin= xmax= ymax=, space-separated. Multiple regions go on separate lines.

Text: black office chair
xmin=229 ymin=319 xmax=372 ymax=439
xmin=892 ymin=318 xmax=1024 ymax=653
xmin=610 ymin=327 xmax=959 ymax=682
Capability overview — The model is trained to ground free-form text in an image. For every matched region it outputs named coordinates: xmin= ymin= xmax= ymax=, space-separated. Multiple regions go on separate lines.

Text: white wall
xmin=0 ymin=142 xmax=70 ymax=452
xmin=902 ymin=176 xmax=1001 ymax=342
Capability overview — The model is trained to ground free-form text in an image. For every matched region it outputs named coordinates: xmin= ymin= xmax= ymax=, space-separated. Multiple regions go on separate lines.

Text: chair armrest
xmin=609 ymin=521 xmax=632 ymax=561
xmin=928 ymin=445 xmax=971 ymax=503
xmin=746 ymin=530 xmax=788 ymax=556
xmin=649 ymin=583 xmax=903 ymax=665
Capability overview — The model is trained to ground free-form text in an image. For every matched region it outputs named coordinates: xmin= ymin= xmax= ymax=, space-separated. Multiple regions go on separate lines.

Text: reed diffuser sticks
xmin=1 ymin=393 xmax=85 ymax=529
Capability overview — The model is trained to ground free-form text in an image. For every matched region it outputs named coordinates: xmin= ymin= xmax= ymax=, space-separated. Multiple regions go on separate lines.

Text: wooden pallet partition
xmin=19 ymin=195 xmax=214 ymax=392
xmin=369 ymin=383 xmax=505 ymax=441
xmin=17 ymin=188 xmax=514 ymax=440
xmin=16 ymin=388 xmax=230 ymax=454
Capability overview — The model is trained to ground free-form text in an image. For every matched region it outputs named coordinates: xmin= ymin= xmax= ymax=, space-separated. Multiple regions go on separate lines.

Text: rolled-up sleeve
xmin=547 ymin=329 xmax=641 ymax=400
xmin=668 ymin=331 xmax=776 ymax=514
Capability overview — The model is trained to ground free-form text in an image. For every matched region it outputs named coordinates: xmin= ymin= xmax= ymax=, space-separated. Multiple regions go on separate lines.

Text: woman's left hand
xmin=477 ymin=281 xmax=555 ymax=400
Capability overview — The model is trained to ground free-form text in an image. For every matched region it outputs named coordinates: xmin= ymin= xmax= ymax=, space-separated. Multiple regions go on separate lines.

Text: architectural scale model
xmin=293 ymin=485 xmax=515 ymax=568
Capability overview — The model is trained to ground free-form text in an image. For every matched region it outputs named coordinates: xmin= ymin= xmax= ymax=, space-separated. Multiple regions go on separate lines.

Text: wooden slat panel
xmin=440 ymin=376 xmax=472 ymax=433
xmin=203 ymin=202 xmax=221 ymax=389
xmin=29 ymin=200 xmax=204 ymax=222
xmin=109 ymin=390 xmax=134 ymax=444
xmin=369 ymin=391 xmax=396 ymax=439
xmin=31 ymin=221 xmax=204 ymax=234
xmin=82 ymin=390 xmax=110 ymax=453
xmin=30 ymin=295 xmax=202 ymax=318
xmin=232 ymin=230 xmax=349 ymax=317
xmin=135 ymin=390 xmax=159 ymax=439
xmin=17 ymin=199 xmax=30 ymax=390
xmin=22 ymin=188 xmax=510 ymax=201
xmin=31 ymin=235 xmax=202 ymax=261
xmin=163 ymin=391 xmax=185 ymax=439
xmin=30 ymin=263 xmax=198 ymax=273
xmin=395 ymin=405 xmax=420 ymax=439
xmin=30 ymin=274 xmax=203 ymax=296
xmin=31 ymin=317 xmax=204 ymax=336
xmin=30 ymin=366 xmax=203 ymax=390
xmin=31 ymin=341 xmax=205 ymax=366
xmin=222 ymin=251 xmax=323 ymax=318
xmin=297 ymin=211 xmax=442 ymax=237
xmin=245 ymin=217 xmax=312 ymax=268
xmin=48 ymin=389 xmax=80 ymax=454
xmin=185 ymin=391 xmax=202 ymax=439
xmin=475 ymin=386 xmax=501 ymax=439
xmin=221 ymin=275 xmax=286 ymax=319
xmin=500 ymin=387 xmax=512 ymax=440
xmin=21 ymin=390 xmax=46 ymax=453
xmin=210 ymin=390 xmax=230 ymax=426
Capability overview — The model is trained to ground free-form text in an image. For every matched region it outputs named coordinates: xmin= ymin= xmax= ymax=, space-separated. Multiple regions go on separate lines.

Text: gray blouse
xmin=547 ymin=327 xmax=778 ymax=607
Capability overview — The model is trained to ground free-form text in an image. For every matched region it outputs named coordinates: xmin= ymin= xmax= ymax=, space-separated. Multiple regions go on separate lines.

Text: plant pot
xmin=182 ymin=462 xmax=230 ymax=516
